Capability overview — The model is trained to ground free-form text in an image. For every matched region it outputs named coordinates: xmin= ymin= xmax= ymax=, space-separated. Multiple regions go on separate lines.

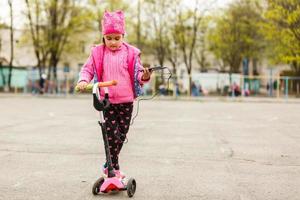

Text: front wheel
xmin=92 ymin=177 xmax=105 ymax=195
xmin=127 ymin=178 xmax=136 ymax=198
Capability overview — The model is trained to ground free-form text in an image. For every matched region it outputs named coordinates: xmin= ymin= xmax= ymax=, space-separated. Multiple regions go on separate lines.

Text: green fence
xmin=0 ymin=66 xmax=77 ymax=94
xmin=0 ymin=66 xmax=28 ymax=88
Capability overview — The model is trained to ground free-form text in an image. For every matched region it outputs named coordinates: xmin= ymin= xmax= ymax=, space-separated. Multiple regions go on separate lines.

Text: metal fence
xmin=142 ymin=73 xmax=300 ymax=98
xmin=0 ymin=66 xmax=77 ymax=94
xmin=1 ymin=67 xmax=300 ymax=98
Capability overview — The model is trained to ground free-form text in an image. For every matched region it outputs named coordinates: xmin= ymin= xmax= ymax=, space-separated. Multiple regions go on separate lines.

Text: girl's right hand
xmin=77 ymin=81 xmax=88 ymax=92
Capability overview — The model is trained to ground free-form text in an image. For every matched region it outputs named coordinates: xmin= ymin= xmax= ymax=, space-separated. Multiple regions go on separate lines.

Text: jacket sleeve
xmin=136 ymin=56 xmax=150 ymax=84
xmin=77 ymin=49 xmax=95 ymax=83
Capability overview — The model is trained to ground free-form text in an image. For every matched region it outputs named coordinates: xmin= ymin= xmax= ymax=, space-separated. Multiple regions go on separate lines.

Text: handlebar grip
xmin=75 ymin=80 xmax=118 ymax=93
xmin=97 ymin=80 xmax=118 ymax=87
xmin=75 ymin=85 xmax=89 ymax=93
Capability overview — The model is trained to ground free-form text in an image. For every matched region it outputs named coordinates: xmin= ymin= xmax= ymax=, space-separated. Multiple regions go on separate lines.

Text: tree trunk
xmin=0 ymin=63 xmax=6 ymax=87
xmin=188 ymin=72 xmax=192 ymax=97
xmin=229 ymin=71 xmax=234 ymax=97
xmin=47 ymin=65 xmax=52 ymax=82
xmin=137 ymin=0 xmax=141 ymax=49
xmin=8 ymin=0 xmax=14 ymax=91
xmin=49 ymin=55 xmax=59 ymax=93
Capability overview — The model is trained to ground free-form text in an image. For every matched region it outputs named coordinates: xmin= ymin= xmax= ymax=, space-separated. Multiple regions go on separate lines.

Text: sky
xmin=0 ymin=0 xmax=235 ymax=28
xmin=0 ymin=0 xmax=26 ymax=28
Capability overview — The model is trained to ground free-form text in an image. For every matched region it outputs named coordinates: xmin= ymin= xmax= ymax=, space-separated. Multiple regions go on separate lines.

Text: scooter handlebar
xmin=75 ymin=80 xmax=118 ymax=93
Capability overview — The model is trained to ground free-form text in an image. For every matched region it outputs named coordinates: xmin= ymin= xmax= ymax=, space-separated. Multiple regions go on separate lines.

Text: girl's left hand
xmin=142 ymin=68 xmax=152 ymax=81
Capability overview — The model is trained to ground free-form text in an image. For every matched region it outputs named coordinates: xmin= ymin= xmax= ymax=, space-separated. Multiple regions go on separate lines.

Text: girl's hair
xmin=102 ymin=34 xmax=125 ymax=45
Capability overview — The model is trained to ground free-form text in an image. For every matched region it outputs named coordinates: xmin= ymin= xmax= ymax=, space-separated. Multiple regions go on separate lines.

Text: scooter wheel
xmin=92 ymin=177 xmax=104 ymax=195
xmin=127 ymin=178 xmax=136 ymax=198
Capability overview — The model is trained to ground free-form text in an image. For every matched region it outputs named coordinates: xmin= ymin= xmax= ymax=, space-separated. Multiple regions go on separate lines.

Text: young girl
xmin=77 ymin=10 xmax=151 ymax=178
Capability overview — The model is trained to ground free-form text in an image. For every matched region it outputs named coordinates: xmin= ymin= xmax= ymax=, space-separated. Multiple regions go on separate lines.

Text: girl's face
xmin=103 ymin=34 xmax=123 ymax=51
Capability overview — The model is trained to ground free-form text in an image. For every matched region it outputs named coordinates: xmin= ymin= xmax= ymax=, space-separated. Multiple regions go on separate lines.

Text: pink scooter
xmin=83 ymin=81 xmax=136 ymax=197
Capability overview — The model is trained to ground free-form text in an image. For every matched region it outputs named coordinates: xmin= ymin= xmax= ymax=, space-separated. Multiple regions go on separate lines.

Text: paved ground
xmin=0 ymin=96 xmax=300 ymax=200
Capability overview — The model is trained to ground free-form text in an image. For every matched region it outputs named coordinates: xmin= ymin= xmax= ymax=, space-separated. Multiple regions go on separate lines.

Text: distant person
xmin=39 ymin=73 xmax=47 ymax=94
xmin=191 ymin=81 xmax=200 ymax=96
xmin=230 ymin=82 xmax=241 ymax=96
xmin=244 ymin=83 xmax=250 ymax=96
xmin=273 ymin=80 xmax=277 ymax=90
xmin=175 ymin=82 xmax=180 ymax=96
xmin=159 ymin=83 xmax=166 ymax=95
xmin=76 ymin=10 xmax=153 ymax=178
xmin=266 ymin=82 xmax=270 ymax=91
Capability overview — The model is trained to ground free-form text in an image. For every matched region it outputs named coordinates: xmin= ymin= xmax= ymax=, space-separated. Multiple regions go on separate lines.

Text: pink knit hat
xmin=101 ymin=10 xmax=125 ymax=35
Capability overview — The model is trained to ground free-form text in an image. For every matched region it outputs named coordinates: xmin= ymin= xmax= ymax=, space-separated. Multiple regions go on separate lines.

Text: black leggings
xmin=103 ymin=102 xmax=133 ymax=170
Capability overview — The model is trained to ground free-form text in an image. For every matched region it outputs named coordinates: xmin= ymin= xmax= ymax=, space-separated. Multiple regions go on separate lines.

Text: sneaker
xmin=102 ymin=164 xmax=108 ymax=176
xmin=114 ymin=170 xmax=126 ymax=179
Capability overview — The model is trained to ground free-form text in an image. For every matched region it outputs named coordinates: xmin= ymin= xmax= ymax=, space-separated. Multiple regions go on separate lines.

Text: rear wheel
xmin=92 ymin=177 xmax=105 ymax=195
xmin=127 ymin=178 xmax=136 ymax=198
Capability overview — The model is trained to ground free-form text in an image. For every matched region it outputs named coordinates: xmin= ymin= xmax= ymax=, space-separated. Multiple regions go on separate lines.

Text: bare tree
xmin=144 ymin=0 xmax=170 ymax=67
xmin=25 ymin=0 xmax=49 ymax=80
xmin=195 ymin=18 xmax=210 ymax=72
xmin=46 ymin=0 xmax=92 ymax=83
xmin=174 ymin=0 xmax=217 ymax=96
xmin=136 ymin=0 xmax=142 ymax=49
xmin=24 ymin=0 xmax=93 ymax=92
xmin=0 ymin=23 xmax=7 ymax=87
xmin=166 ymin=33 xmax=180 ymax=75
xmin=165 ymin=4 xmax=181 ymax=77
xmin=7 ymin=0 xmax=14 ymax=91
xmin=175 ymin=1 xmax=200 ymax=95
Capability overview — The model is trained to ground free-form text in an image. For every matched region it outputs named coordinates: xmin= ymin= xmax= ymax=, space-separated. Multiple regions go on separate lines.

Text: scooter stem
xmin=93 ymin=84 xmax=115 ymax=178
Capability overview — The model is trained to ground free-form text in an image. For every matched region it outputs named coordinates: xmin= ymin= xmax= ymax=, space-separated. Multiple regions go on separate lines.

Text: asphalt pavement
xmin=0 ymin=96 xmax=300 ymax=200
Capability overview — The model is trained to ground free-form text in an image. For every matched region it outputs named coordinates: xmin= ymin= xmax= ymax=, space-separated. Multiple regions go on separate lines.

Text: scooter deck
xmin=100 ymin=177 xmax=127 ymax=193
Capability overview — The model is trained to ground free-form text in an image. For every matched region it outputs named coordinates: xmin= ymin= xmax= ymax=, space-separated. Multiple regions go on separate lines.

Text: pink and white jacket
xmin=78 ymin=42 xmax=148 ymax=104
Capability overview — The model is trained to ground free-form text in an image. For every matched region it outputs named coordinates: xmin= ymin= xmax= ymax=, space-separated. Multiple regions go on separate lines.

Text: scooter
xmin=76 ymin=80 xmax=136 ymax=197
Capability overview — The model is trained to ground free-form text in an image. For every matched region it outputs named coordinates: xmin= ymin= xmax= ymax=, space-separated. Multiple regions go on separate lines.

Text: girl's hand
xmin=142 ymin=68 xmax=152 ymax=81
xmin=77 ymin=81 xmax=88 ymax=92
